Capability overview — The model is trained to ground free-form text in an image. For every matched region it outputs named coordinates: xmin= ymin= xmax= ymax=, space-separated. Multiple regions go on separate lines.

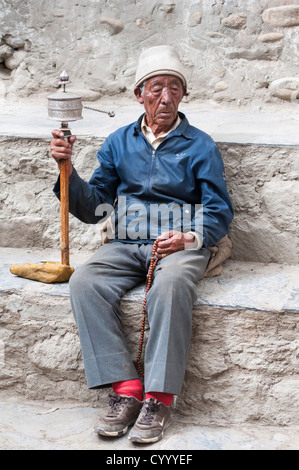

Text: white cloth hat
xmin=134 ymin=45 xmax=187 ymax=89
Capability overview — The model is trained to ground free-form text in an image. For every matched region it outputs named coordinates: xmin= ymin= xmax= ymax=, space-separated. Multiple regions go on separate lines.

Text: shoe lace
xmin=139 ymin=398 xmax=160 ymax=425
xmin=107 ymin=393 xmax=129 ymax=417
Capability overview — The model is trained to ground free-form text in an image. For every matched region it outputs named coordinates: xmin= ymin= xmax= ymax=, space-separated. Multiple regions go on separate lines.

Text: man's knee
xmin=69 ymin=265 xmax=92 ymax=297
xmin=69 ymin=264 xmax=120 ymax=306
xmin=154 ymin=265 xmax=195 ymax=289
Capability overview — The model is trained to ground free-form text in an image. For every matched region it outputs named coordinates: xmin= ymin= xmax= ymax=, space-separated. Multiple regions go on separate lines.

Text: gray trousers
xmin=69 ymin=242 xmax=210 ymax=395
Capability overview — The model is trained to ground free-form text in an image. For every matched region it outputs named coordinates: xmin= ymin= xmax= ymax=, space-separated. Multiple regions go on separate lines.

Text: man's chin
xmin=155 ymin=114 xmax=175 ymax=125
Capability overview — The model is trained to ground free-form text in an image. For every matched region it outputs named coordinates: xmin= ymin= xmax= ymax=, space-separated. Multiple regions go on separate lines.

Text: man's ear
xmin=134 ymin=87 xmax=144 ymax=104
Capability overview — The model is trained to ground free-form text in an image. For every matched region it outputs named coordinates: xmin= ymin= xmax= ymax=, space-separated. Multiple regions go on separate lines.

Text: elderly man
xmin=50 ymin=45 xmax=233 ymax=444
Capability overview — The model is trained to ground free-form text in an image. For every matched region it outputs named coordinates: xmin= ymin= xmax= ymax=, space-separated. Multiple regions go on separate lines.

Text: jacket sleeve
xmin=53 ymin=137 xmax=120 ymax=224
xmin=192 ymin=144 xmax=234 ymax=248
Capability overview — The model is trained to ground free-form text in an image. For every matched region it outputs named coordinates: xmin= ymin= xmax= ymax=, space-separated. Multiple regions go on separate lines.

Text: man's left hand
xmin=156 ymin=231 xmax=196 ymax=258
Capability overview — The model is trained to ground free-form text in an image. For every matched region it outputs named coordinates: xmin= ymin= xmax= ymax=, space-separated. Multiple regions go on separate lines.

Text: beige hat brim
xmin=134 ymin=45 xmax=187 ymax=90
xmin=135 ymin=70 xmax=187 ymax=89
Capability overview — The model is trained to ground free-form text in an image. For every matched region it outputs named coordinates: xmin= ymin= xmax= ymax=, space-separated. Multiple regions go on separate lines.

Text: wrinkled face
xmin=134 ymin=75 xmax=186 ymax=135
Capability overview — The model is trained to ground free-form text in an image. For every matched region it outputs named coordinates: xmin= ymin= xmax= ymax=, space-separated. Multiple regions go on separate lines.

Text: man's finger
xmin=52 ymin=129 xmax=65 ymax=139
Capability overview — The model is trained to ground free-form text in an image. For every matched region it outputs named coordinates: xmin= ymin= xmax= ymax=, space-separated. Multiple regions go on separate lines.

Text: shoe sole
xmin=128 ymin=417 xmax=171 ymax=444
xmin=96 ymin=425 xmax=129 ymax=437
xmin=95 ymin=416 xmax=139 ymax=438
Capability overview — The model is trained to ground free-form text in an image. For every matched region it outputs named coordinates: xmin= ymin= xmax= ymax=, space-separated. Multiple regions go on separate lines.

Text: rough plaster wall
xmin=0 ymin=137 xmax=298 ymax=264
xmin=1 ymin=289 xmax=299 ymax=425
xmin=1 ymin=0 xmax=299 ymax=106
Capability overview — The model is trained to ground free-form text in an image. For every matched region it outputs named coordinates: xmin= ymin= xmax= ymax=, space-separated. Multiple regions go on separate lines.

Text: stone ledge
xmin=1 ymin=247 xmax=298 ymax=314
xmin=1 ymin=102 xmax=299 ymax=146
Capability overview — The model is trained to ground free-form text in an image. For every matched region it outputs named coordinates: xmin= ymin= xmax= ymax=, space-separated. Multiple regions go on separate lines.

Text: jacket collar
xmin=133 ymin=111 xmax=193 ymax=140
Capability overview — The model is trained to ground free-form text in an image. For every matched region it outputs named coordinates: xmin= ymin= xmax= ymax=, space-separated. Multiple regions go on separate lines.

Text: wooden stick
xmin=60 ymin=157 xmax=69 ymax=266
xmin=59 ymin=122 xmax=71 ymax=266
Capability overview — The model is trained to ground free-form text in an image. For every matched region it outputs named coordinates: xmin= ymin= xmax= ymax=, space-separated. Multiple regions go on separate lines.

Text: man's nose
xmin=161 ymin=87 xmax=172 ymax=103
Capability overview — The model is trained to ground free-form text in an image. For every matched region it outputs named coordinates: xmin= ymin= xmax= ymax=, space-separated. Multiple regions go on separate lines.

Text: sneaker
xmin=128 ymin=398 xmax=171 ymax=443
xmin=95 ymin=392 xmax=143 ymax=437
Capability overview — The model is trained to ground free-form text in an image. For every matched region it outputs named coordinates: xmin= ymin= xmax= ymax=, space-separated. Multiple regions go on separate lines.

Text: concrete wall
xmin=1 ymin=0 xmax=299 ymax=106
xmin=0 ymin=137 xmax=298 ymax=264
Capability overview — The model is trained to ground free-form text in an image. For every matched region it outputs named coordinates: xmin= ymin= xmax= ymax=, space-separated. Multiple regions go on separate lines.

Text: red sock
xmin=145 ymin=392 xmax=173 ymax=406
xmin=112 ymin=379 xmax=143 ymax=402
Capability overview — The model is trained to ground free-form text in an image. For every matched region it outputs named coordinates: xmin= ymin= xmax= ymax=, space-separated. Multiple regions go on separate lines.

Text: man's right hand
xmin=50 ymin=129 xmax=76 ymax=176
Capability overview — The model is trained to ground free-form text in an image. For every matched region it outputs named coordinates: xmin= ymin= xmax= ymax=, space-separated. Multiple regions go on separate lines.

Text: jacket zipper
xmin=145 ymin=149 xmax=156 ymax=200
xmin=145 ymin=149 xmax=156 ymax=239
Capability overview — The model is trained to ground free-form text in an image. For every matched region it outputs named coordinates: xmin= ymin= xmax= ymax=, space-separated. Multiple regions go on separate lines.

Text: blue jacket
xmin=54 ymin=112 xmax=234 ymax=248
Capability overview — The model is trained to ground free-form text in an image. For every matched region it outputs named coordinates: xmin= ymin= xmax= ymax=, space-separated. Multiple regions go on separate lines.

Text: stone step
xmin=1 ymin=399 xmax=299 ymax=450
xmin=1 ymin=247 xmax=298 ymax=428
xmin=1 ymin=101 xmax=299 ymax=145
